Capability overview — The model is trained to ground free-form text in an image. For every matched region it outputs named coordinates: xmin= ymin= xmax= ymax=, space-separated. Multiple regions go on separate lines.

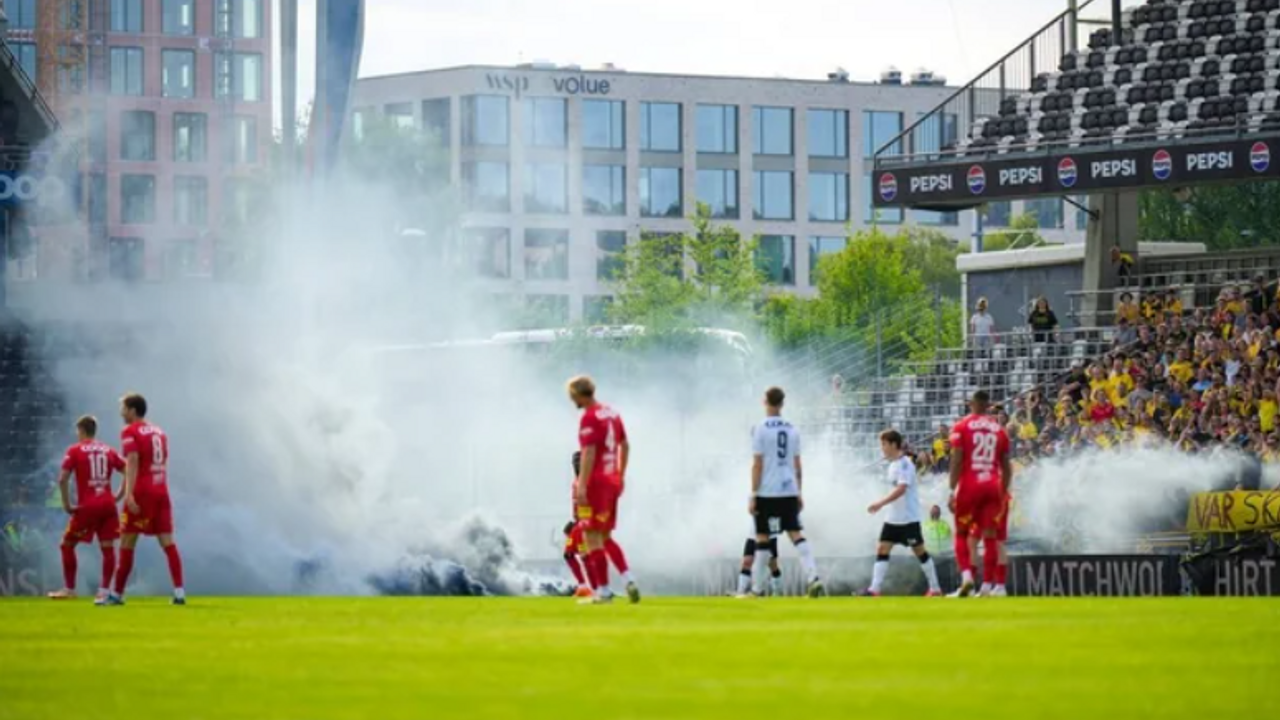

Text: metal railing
xmin=0 ymin=37 xmax=59 ymax=131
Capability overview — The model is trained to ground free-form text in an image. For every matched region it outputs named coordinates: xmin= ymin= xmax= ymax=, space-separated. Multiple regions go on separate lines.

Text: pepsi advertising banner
xmin=873 ymin=135 xmax=1280 ymax=208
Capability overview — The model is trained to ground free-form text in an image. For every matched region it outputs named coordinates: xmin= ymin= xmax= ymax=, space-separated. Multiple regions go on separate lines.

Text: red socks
xmin=100 ymin=546 xmax=116 ymax=591
xmin=983 ymin=538 xmax=1000 ymax=586
xmin=113 ymin=548 xmax=135 ymax=595
xmin=954 ymin=533 xmax=973 ymax=574
xmin=586 ymin=549 xmax=609 ymax=589
xmin=605 ymin=539 xmax=629 ymax=574
xmin=164 ymin=544 xmax=184 ymax=589
xmin=996 ymin=562 xmax=1007 ymax=586
xmin=60 ymin=545 xmax=77 ymax=591
xmin=564 ymin=553 xmax=586 ymax=586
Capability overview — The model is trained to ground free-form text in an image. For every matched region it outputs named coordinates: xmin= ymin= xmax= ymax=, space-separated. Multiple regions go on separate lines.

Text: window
xmin=165 ymin=239 xmax=201 ymax=279
xmin=523 ymin=98 xmax=567 ymax=148
xmin=525 ymin=295 xmax=570 ymax=326
xmin=524 ymin=229 xmax=569 ymax=280
xmin=225 ymin=116 xmax=258 ymax=164
xmin=88 ymin=112 xmax=107 ymax=164
xmin=1075 ymin=196 xmax=1090 ymax=230
xmin=583 ymin=100 xmax=624 ymax=149
xmin=696 ymin=169 xmax=738 ymax=219
xmin=753 ymin=107 xmax=793 ymax=155
xmin=120 ymin=111 xmax=155 ymax=161
xmin=58 ymin=46 xmax=85 ymax=93
xmin=463 ymin=161 xmax=510 ymax=212
xmin=640 ymin=102 xmax=681 ymax=152
xmin=757 ymin=235 xmax=796 ymax=286
xmin=224 ymin=179 xmax=253 ymax=225
xmin=983 ymin=201 xmax=1011 ymax=227
xmin=697 ymin=105 xmax=738 ymax=154
xmin=911 ymin=209 xmax=959 ymax=226
xmin=583 ymin=165 xmax=625 ymax=216
xmin=462 ymin=95 xmax=509 ymax=146
xmin=174 ymin=176 xmax=208 ymax=226
xmin=640 ymin=167 xmax=682 ymax=218
xmin=108 ymin=238 xmax=145 ymax=282
xmin=385 ymin=103 xmax=414 ymax=129
xmin=808 ymin=236 xmax=848 ymax=285
xmin=913 ymin=112 xmax=958 ymax=155
xmin=809 ymin=172 xmax=849 ymax=222
xmin=88 ymin=173 xmax=108 ymax=224
xmin=808 ymin=109 xmax=849 ymax=158
xmin=10 ymin=0 xmax=37 ymax=29
xmin=10 ymin=43 xmax=37 ymax=80
xmin=163 ymin=0 xmax=195 ymax=35
xmin=110 ymin=48 xmax=144 ymax=96
xmin=463 ymin=227 xmax=510 ymax=278
xmin=863 ymin=110 xmax=904 ymax=157
xmin=596 ymin=231 xmax=627 ymax=281
xmin=217 ymin=0 xmax=264 ymax=39
xmin=753 ymin=171 xmax=793 ymax=220
xmin=422 ymin=99 xmax=450 ymax=146
xmin=584 ymin=296 xmax=614 ymax=324
xmin=641 ymin=232 xmax=684 ymax=279
xmin=1026 ymin=198 xmax=1063 ymax=229
xmin=169 ymin=113 xmax=206 ymax=163
xmin=864 ymin=173 xmax=903 ymax=224
xmin=162 ymin=50 xmax=196 ymax=99
xmin=120 ymin=175 xmax=156 ymax=224
xmin=112 ymin=0 xmax=144 ymax=32
xmin=524 ymin=163 xmax=568 ymax=214
xmin=215 ymin=53 xmax=263 ymax=101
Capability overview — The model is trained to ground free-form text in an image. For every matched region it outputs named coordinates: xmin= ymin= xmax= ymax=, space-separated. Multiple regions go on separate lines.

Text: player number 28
xmin=972 ymin=431 xmax=997 ymax=465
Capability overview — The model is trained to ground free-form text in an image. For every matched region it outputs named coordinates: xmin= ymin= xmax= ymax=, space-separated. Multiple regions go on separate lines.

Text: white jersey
xmin=883 ymin=456 xmax=922 ymax=525
xmin=752 ymin=416 xmax=800 ymax=498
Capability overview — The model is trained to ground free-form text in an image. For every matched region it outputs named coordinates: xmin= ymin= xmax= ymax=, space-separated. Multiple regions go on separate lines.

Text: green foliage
xmin=1139 ymin=182 xmax=1280 ymax=250
xmin=979 ymin=213 xmax=1049 ymax=252
xmin=339 ymin=115 xmax=457 ymax=237
xmin=901 ymin=227 xmax=964 ymax=298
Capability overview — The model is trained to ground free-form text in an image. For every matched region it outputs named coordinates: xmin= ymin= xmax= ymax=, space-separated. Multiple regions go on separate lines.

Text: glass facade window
xmin=463 ymin=161 xmax=510 ymax=212
xmin=163 ymin=0 xmax=195 ymax=35
xmin=225 ymin=116 xmax=258 ymax=164
xmin=173 ymin=113 xmax=208 ymax=162
xmin=162 ymin=50 xmax=196 ymax=99
xmin=983 ymin=201 xmax=1012 ymax=227
xmin=696 ymin=169 xmax=738 ymax=219
xmin=697 ymin=105 xmax=738 ymax=154
xmin=120 ymin=175 xmax=156 ymax=224
xmin=383 ymin=103 xmax=414 ymax=129
xmin=640 ymin=102 xmax=681 ymax=152
xmin=1074 ymin=196 xmax=1090 ymax=230
xmin=524 ymin=163 xmax=568 ymax=214
xmin=422 ymin=99 xmax=450 ymax=146
xmin=1026 ymin=198 xmax=1064 ymax=229
xmin=462 ymin=95 xmax=509 ymax=146
xmin=173 ymin=176 xmax=208 ymax=226
xmin=11 ymin=43 xmax=37 ymax=80
xmin=525 ymin=295 xmax=570 ymax=326
xmin=864 ymin=173 xmax=903 ymax=224
xmin=224 ymin=179 xmax=253 ymax=225
xmin=110 ymin=47 xmax=144 ymax=96
xmin=596 ymin=231 xmax=627 ymax=281
xmin=463 ymin=227 xmax=511 ymax=279
xmin=808 ymin=109 xmax=849 ymax=158
xmin=583 ymin=100 xmax=625 ymax=149
xmin=108 ymin=238 xmax=145 ymax=282
xmin=58 ymin=46 xmax=85 ymax=94
xmin=863 ymin=110 xmax=904 ymax=157
xmin=112 ymin=0 xmax=144 ymax=32
xmin=583 ymin=165 xmax=626 ymax=216
xmin=753 ymin=171 xmax=793 ymax=220
xmin=10 ymin=0 xmax=37 ymax=29
xmin=808 ymin=236 xmax=848 ymax=285
xmin=913 ymin=112 xmax=958 ymax=155
xmin=216 ymin=53 xmax=263 ymax=101
xmin=809 ymin=172 xmax=849 ymax=222
xmin=120 ymin=111 xmax=155 ymax=161
xmin=640 ymin=167 xmax=683 ymax=218
xmin=757 ymin=235 xmax=796 ymax=286
xmin=217 ymin=0 xmax=264 ymax=39
xmin=523 ymin=98 xmax=567 ymax=148
xmin=524 ymin=229 xmax=570 ymax=281
xmin=584 ymin=296 xmax=614 ymax=324
xmin=752 ymin=107 xmax=793 ymax=155
xmin=165 ymin=239 xmax=200 ymax=279
xmin=911 ymin=209 xmax=960 ymax=226
xmin=88 ymin=111 xmax=107 ymax=164
xmin=88 ymin=173 xmax=108 ymax=224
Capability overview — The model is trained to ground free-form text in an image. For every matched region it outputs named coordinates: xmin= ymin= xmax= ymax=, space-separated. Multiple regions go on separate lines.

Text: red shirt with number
xmin=949 ymin=413 xmax=1010 ymax=533
xmin=578 ymin=403 xmax=627 ymax=488
xmin=61 ymin=440 xmax=125 ymax=509
xmin=121 ymin=421 xmax=170 ymax=499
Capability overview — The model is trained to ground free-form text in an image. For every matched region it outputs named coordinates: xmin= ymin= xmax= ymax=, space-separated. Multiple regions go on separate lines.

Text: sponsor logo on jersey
xmin=1152 ymin=149 xmax=1173 ymax=181
xmin=879 ymin=173 xmax=898 ymax=202
xmin=967 ymin=165 xmax=986 ymax=195
xmin=1058 ymin=157 xmax=1078 ymax=188
xmin=1251 ymin=142 xmax=1271 ymax=173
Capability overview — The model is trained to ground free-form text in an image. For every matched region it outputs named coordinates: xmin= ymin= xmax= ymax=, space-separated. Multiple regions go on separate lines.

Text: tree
xmin=979 ymin=212 xmax=1049 ymax=252
xmin=1139 ymin=182 xmax=1280 ymax=250
xmin=900 ymin=227 xmax=963 ymax=299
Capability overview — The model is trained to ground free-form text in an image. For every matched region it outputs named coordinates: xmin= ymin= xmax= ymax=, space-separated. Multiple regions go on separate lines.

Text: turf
xmin=1 ymin=597 xmax=1275 ymax=720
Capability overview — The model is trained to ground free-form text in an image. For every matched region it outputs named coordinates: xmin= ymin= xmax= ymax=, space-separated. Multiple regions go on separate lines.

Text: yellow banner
xmin=1187 ymin=490 xmax=1280 ymax=533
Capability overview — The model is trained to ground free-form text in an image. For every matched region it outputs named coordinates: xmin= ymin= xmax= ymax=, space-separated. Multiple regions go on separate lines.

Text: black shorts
xmin=754 ymin=496 xmax=802 ymax=536
xmin=879 ymin=522 xmax=924 ymax=548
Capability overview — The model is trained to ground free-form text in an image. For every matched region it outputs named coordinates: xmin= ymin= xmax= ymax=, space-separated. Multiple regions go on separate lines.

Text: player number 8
xmin=152 ymin=436 xmax=166 ymax=466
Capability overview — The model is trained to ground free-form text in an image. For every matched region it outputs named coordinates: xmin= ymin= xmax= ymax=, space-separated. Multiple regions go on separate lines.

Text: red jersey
xmin=578 ymin=403 xmax=627 ymax=487
xmin=61 ymin=440 xmax=125 ymax=509
xmin=949 ymin=413 xmax=1010 ymax=489
xmin=121 ymin=421 xmax=170 ymax=498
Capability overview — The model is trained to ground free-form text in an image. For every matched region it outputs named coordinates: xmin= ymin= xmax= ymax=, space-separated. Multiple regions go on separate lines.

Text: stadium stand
xmin=0 ymin=315 xmax=64 ymax=508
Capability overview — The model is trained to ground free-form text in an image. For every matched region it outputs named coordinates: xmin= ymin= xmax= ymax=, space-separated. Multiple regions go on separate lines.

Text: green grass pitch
xmin=1 ymin=597 xmax=1276 ymax=719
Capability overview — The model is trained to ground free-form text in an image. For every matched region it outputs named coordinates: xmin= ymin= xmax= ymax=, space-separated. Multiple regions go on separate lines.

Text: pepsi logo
xmin=1152 ymin=149 xmax=1173 ymax=181
xmin=879 ymin=173 xmax=898 ymax=202
xmin=1251 ymin=142 xmax=1270 ymax=173
xmin=967 ymin=165 xmax=987 ymax=195
xmin=1058 ymin=157 xmax=1078 ymax=188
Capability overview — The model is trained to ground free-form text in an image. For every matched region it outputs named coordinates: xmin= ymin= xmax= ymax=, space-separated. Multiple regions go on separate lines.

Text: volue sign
xmin=485 ymin=73 xmax=613 ymax=98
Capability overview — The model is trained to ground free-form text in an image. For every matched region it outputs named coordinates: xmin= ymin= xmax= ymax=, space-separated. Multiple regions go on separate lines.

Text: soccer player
xmin=734 ymin=532 xmax=782 ymax=597
xmin=859 ymin=429 xmax=943 ymax=597
xmin=948 ymin=390 xmax=1014 ymax=598
xmin=47 ymin=416 xmax=125 ymax=602
xmin=568 ymin=450 xmax=637 ymax=597
xmin=749 ymin=386 xmax=823 ymax=598
xmin=569 ymin=376 xmax=639 ymax=604
xmin=982 ymin=492 xmax=1013 ymax=597
xmin=562 ymin=520 xmax=592 ymax=598
xmin=105 ymin=393 xmax=185 ymax=606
